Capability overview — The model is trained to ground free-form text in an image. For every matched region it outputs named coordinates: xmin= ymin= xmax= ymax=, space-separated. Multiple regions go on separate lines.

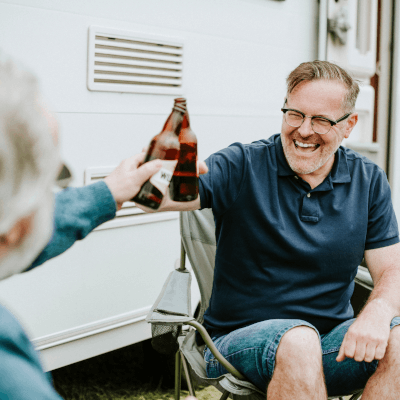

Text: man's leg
xmin=362 ymin=325 xmax=400 ymax=399
xmin=203 ymin=320 xmax=323 ymax=397
xmin=267 ymin=326 xmax=327 ymax=399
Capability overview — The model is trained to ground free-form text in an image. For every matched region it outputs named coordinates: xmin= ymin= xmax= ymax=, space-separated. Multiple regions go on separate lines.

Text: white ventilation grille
xmin=87 ymin=26 xmax=183 ymax=95
xmin=85 ymin=166 xmax=178 ymax=231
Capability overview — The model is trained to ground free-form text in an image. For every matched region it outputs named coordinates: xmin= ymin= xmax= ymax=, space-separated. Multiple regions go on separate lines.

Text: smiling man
xmin=153 ymin=61 xmax=400 ymax=399
xmin=281 ymin=78 xmax=357 ymax=185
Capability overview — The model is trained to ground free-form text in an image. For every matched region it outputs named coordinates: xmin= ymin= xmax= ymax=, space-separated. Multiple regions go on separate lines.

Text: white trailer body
xmin=0 ymin=0 xmax=320 ymax=371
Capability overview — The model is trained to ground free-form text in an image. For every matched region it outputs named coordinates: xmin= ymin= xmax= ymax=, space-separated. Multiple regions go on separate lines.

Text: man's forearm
xmin=361 ymin=243 xmax=400 ymax=322
xmin=135 ymin=194 xmax=201 ymax=213
xmin=26 ymin=181 xmax=116 ymax=271
xmin=360 ymin=267 xmax=400 ymax=321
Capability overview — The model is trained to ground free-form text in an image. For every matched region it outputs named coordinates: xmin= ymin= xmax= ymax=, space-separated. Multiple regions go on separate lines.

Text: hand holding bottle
xmin=104 ymin=152 xmax=163 ymax=211
xmin=132 ymin=99 xmax=186 ymax=210
xmin=135 ymin=159 xmax=208 ymax=213
xmin=133 ymin=98 xmax=207 ymax=213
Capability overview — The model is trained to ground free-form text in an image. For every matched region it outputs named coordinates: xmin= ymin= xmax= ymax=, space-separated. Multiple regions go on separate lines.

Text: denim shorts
xmin=204 ymin=317 xmax=400 ymax=397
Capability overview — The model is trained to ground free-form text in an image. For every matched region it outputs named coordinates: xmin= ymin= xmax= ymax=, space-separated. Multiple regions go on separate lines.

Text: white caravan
xmin=0 ymin=0 xmax=393 ymax=371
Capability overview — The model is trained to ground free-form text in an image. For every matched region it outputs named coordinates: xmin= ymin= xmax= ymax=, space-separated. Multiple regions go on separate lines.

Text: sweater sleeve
xmin=0 ymin=306 xmax=63 ymax=399
xmin=26 ymin=181 xmax=116 ymax=271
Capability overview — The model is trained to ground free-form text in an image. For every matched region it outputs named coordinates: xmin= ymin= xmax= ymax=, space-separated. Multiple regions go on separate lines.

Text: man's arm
xmin=137 ymin=191 xmax=201 ymax=213
xmin=27 ymin=153 xmax=163 ymax=270
xmin=337 ymin=242 xmax=400 ymax=362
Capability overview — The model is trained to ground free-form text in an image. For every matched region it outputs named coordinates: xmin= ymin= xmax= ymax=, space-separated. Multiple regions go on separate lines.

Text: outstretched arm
xmin=26 ymin=153 xmax=163 ymax=270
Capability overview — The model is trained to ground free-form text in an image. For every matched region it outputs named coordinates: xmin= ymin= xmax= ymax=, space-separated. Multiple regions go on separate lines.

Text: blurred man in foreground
xmin=0 ymin=58 xmax=206 ymax=399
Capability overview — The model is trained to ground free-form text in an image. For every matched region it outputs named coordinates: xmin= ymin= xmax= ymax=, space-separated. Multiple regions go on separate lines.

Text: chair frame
xmin=173 ymin=241 xmax=363 ymax=400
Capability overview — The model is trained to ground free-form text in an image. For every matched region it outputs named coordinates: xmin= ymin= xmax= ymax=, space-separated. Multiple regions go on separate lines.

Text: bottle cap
xmin=173 ymin=97 xmax=186 ymax=114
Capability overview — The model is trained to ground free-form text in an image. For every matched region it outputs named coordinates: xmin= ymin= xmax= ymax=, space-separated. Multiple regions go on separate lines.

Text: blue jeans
xmin=204 ymin=317 xmax=400 ymax=397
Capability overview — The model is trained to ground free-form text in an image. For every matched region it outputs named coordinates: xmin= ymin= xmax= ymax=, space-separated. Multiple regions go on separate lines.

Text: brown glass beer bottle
xmin=170 ymin=103 xmax=199 ymax=202
xmin=132 ymin=99 xmax=186 ymax=210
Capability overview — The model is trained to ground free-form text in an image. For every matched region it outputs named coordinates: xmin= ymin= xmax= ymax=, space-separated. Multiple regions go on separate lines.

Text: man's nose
xmin=298 ymin=116 xmax=314 ymax=137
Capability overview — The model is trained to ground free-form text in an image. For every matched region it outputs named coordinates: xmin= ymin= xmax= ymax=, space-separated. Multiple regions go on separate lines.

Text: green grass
xmin=51 ymin=339 xmax=220 ymax=400
xmin=51 ymin=341 xmax=355 ymax=399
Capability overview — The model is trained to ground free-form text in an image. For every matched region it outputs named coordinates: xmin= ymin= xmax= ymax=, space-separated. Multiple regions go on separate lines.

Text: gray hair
xmin=0 ymin=58 xmax=60 ymax=234
xmin=286 ymin=60 xmax=360 ymax=112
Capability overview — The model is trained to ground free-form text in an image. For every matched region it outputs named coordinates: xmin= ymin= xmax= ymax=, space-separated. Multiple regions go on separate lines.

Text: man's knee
xmin=276 ymin=325 xmax=321 ymax=365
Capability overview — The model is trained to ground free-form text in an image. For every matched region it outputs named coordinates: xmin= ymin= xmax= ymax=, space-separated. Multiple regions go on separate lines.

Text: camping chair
xmin=146 ymin=208 xmax=364 ymax=400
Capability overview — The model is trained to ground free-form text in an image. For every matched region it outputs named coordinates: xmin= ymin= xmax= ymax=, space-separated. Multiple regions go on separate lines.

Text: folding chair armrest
xmin=187 ymin=320 xmax=246 ymax=381
xmin=147 ymin=311 xmax=195 ymax=325
xmin=355 ymin=266 xmax=373 ymax=291
xmin=146 ymin=262 xmax=193 ymax=325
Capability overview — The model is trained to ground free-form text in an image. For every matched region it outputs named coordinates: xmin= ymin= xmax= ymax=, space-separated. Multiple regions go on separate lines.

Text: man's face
xmin=0 ymin=103 xmax=59 ymax=280
xmin=281 ymin=80 xmax=356 ymax=176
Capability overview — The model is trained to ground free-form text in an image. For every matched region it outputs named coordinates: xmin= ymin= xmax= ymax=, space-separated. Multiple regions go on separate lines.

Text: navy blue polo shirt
xmin=199 ymin=134 xmax=399 ymax=335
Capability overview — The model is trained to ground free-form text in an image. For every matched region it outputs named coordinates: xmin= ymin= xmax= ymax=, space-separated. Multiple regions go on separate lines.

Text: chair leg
xmin=219 ymin=390 xmax=230 ymax=400
xmin=175 ymin=350 xmax=182 ymax=400
xmin=180 ymin=352 xmax=196 ymax=397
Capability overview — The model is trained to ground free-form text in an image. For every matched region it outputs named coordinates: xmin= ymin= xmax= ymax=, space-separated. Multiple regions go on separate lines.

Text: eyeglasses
xmin=56 ymin=163 xmax=73 ymax=189
xmin=281 ymin=108 xmax=351 ymax=135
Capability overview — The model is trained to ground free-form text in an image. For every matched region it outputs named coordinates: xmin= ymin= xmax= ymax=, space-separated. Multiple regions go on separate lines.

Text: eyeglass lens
xmin=285 ymin=110 xmax=332 ymax=134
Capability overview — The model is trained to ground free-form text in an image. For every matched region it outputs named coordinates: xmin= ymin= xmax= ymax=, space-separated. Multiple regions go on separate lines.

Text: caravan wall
xmin=0 ymin=0 xmax=318 ymax=371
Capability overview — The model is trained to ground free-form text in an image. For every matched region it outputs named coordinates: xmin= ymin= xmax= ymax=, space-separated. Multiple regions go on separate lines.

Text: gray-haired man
xmin=0 ymin=58 xmax=165 ymax=399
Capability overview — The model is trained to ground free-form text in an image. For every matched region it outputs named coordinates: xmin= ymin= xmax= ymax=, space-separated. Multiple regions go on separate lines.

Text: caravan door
xmin=325 ymin=0 xmax=382 ymax=166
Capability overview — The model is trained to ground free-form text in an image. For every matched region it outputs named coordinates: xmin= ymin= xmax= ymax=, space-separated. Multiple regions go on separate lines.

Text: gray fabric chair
xmin=147 ymin=208 xmax=364 ymax=400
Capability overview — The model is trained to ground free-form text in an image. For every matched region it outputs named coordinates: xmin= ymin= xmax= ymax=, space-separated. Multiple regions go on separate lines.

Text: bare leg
xmin=266 ymin=326 xmax=327 ymax=399
xmin=362 ymin=325 xmax=400 ymax=399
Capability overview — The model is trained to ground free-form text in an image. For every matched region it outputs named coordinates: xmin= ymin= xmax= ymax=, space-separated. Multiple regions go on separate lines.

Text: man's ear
xmin=0 ymin=214 xmax=34 ymax=257
xmin=344 ymin=112 xmax=358 ymax=139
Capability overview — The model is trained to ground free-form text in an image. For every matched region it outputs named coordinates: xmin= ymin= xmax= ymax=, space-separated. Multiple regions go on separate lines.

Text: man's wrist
xmin=361 ymin=298 xmax=397 ymax=322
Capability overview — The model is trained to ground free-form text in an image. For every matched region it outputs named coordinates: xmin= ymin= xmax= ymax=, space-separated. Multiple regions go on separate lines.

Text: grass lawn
xmin=51 ymin=340 xmax=354 ymax=399
xmin=52 ymin=339 xmax=221 ymax=400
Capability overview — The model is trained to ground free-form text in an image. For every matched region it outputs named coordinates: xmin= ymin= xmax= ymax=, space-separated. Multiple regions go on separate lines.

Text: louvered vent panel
xmin=87 ymin=26 xmax=183 ymax=95
xmin=84 ymin=166 xmax=178 ymax=231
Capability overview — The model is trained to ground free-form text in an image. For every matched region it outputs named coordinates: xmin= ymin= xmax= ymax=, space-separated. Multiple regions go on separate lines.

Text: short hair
xmin=0 ymin=58 xmax=60 ymax=234
xmin=286 ymin=60 xmax=360 ymax=112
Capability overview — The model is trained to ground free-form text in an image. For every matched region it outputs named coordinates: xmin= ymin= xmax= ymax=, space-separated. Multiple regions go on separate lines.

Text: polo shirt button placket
xmin=301 ymin=191 xmax=318 ymax=222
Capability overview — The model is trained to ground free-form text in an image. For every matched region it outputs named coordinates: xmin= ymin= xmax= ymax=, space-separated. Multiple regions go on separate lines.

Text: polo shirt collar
xmin=330 ymin=146 xmax=351 ymax=184
xmin=275 ymin=134 xmax=351 ymax=183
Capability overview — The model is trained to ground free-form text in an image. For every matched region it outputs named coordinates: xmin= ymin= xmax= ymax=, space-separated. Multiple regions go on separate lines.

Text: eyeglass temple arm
xmin=335 ymin=113 xmax=352 ymax=124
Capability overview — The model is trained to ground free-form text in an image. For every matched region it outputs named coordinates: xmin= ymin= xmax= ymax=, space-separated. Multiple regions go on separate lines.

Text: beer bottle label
xmin=150 ymin=160 xmax=178 ymax=194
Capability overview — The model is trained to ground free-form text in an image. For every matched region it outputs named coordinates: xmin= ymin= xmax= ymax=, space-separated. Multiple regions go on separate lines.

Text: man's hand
xmin=336 ymin=299 xmax=392 ymax=363
xmin=104 ymin=152 xmax=162 ymax=211
xmin=135 ymin=160 xmax=208 ymax=213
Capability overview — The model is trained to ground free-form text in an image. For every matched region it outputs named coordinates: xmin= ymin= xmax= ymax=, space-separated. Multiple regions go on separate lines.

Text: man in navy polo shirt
xmin=156 ymin=61 xmax=400 ymax=399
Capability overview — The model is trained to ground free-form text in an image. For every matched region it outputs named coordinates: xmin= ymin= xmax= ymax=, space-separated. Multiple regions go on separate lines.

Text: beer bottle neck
xmin=162 ymin=109 xmax=185 ymax=133
xmin=181 ymin=112 xmax=190 ymax=129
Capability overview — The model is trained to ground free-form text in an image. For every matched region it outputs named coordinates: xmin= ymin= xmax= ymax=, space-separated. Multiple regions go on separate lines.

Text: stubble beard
xmin=282 ymin=138 xmax=340 ymax=175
